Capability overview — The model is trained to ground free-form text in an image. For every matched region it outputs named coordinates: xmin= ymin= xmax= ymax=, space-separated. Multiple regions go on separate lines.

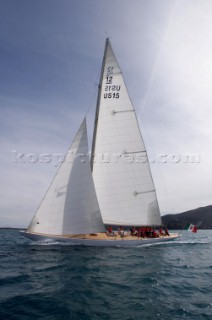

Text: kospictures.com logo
xmin=11 ymin=150 xmax=201 ymax=167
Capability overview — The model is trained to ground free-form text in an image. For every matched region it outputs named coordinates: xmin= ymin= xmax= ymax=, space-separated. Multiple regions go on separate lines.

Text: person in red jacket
xmin=165 ymin=227 xmax=169 ymax=236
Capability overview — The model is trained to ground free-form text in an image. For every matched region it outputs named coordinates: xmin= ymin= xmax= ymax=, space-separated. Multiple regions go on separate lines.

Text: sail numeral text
xmin=104 ymin=93 xmax=119 ymax=99
xmin=104 ymin=66 xmax=121 ymax=99
xmin=107 ymin=67 xmax=114 ymax=74
xmin=106 ymin=76 xmax=113 ymax=84
xmin=105 ymin=85 xmax=120 ymax=91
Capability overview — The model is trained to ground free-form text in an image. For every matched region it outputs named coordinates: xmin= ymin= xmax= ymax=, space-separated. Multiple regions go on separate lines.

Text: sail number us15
xmin=104 ymin=92 xmax=119 ymax=99
xmin=104 ymin=66 xmax=121 ymax=99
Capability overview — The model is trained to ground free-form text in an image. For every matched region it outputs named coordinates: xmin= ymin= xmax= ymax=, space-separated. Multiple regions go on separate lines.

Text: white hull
xmin=21 ymin=231 xmax=180 ymax=247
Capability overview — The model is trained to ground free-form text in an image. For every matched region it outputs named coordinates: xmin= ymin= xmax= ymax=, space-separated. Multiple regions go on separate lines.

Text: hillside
xmin=161 ymin=205 xmax=212 ymax=229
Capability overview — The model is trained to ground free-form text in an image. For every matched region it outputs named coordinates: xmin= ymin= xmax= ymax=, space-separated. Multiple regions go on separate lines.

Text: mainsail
xmin=27 ymin=119 xmax=105 ymax=235
xmin=92 ymin=39 xmax=162 ymax=226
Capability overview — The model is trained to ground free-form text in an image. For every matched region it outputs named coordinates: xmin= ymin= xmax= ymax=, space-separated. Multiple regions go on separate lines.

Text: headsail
xmin=28 ymin=119 xmax=105 ymax=235
xmin=92 ymin=39 xmax=162 ymax=226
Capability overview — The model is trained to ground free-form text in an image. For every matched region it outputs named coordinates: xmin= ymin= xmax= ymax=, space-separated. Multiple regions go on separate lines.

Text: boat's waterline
xmin=21 ymin=231 xmax=180 ymax=247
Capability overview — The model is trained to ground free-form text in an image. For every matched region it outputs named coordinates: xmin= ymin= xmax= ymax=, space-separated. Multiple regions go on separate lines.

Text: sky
xmin=1 ymin=0 xmax=212 ymax=227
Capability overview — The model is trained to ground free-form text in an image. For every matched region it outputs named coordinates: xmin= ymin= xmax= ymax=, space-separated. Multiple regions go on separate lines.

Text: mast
xmin=91 ymin=38 xmax=109 ymax=171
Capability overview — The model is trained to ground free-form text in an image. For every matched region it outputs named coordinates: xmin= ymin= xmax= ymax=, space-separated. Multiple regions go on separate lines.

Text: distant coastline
xmin=162 ymin=205 xmax=212 ymax=229
xmin=0 ymin=227 xmax=26 ymax=230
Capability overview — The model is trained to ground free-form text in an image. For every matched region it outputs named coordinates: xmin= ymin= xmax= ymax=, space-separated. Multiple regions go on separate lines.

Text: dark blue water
xmin=0 ymin=230 xmax=211 ymax=320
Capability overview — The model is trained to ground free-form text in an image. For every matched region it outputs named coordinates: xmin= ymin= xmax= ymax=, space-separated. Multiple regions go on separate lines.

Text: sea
xmin=0 ymin=230 xmax=211 ymax=320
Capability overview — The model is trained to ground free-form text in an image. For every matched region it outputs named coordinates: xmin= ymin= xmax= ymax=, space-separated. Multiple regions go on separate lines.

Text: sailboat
xmin=22 ymin=39 xmax=179 ymax=246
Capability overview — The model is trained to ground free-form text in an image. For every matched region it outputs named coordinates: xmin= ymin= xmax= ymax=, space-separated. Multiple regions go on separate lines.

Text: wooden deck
xmin=30 ymin=231 xmax=177 ymax=241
